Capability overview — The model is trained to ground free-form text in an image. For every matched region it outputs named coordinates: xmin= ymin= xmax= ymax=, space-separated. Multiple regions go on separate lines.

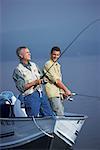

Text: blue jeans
xmin=22 ymin=91 xmax=54 ymax=117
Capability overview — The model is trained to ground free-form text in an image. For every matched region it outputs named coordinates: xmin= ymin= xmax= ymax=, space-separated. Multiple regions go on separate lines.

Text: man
xmin=43 ymin=46 xmax=72 ymax=116
xmin=12 ymin=46 xmax=54 ymax=117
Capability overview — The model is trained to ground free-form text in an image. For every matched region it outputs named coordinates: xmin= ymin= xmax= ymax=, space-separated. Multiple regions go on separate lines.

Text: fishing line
xmin=67 ymin=93 xmax=100 ymax=101
xmin=75 ymin=93 xmax=100 ymax=100
xmin=42 ymin=18 xmax=100 ymax=78
xmin=34 ymin=19 xmax=100 ymax=99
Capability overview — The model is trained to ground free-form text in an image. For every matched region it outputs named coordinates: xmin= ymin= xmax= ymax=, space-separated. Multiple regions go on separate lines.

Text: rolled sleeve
xmin=13 ymin=69 xmax=25 ymax=92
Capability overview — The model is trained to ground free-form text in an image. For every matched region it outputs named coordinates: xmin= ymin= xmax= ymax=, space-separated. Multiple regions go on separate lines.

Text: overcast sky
xmin=0 ymin=0 xmax=100 ymax=61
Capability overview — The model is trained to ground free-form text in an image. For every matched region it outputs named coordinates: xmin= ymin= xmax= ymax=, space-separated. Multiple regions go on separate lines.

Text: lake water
xmin=0 ymin=55 xmax=100 ymax=150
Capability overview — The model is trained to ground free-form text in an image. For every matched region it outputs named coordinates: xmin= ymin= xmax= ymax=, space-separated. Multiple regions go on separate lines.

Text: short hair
xmin=16 ymin=46 xmax=27 ymax=58
xmin=51 ymin=46 xmax=61 ymax=54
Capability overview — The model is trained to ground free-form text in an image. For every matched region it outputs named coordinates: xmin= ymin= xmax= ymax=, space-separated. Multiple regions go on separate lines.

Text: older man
xmin=13 ymin=46 xmax=54 ymax=117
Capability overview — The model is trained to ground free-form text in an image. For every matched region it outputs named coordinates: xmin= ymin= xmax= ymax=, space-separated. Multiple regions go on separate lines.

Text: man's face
xmin=51 ymin=50 xmax=60 ymax=62
xmin=20 ymin=48 xmax=31 ymax=61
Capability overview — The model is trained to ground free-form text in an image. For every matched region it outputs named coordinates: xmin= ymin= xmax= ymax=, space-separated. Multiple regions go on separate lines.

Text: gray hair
xmin=16 ymin=46 xmax=27 ymax=59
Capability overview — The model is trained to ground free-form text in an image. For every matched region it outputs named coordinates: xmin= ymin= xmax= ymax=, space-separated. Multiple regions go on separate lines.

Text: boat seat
xmin=14 ymin=98 xmax=27 ymax=117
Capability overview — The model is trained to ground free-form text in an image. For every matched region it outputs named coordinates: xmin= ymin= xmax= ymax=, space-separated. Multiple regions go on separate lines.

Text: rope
xmin=32 ymin=116 xmax=54 ymax=138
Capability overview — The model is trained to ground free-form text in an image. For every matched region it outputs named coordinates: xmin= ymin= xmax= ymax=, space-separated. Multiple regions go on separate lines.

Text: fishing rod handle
xmin=67 ymin=96 xmax=73 ymax=101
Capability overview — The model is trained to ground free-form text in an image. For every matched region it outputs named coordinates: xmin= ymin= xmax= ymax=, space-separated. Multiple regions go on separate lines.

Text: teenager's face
xmin=51 ymin=50 xmax=60 ymax=62
xmin=20 ymin=48 xmax=31 ymax=61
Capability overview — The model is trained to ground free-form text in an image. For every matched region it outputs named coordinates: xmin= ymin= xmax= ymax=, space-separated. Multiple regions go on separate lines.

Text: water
xmin=0 ymin=55 xmax=100 ymax=150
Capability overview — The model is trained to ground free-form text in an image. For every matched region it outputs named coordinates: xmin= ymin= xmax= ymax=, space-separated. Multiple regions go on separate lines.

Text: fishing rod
xmin=74 ymin=93 xmax=100 ymax=99
xmin=67 ymin=92 xmax=100 ymax=101
xmin=41 ymin=18 xmax=100 ymax=78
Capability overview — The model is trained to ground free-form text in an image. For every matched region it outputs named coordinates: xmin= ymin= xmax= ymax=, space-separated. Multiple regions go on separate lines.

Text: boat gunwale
xmin=0 ymin=115 xmax=88 ymax=121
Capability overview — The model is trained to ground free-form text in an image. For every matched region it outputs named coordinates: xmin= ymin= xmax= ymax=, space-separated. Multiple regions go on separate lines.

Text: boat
xmin=0 ymin=91 xmax=88 ymax=149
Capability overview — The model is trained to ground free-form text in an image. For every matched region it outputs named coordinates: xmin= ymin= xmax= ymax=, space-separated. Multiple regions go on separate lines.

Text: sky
xmin=0 ymin=0 xmax=100 ymax=62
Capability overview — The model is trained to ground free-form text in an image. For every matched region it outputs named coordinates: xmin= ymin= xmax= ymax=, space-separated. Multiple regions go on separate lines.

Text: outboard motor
xmin=0 ymin=91 xmax=15 ymax=118
xmin=0 ymin=97 xmax=11 ymax=118
xmin=0 ymin=91 xmax=27 ymax=117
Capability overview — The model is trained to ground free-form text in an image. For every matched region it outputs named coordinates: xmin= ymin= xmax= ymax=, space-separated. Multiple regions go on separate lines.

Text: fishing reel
xmin=66 ymin=92 xmax=76 ymax=101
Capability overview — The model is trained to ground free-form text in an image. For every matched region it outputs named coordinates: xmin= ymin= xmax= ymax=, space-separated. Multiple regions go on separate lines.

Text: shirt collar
xmin=50 ymin=59 xmax=58 ymax=65
xmin=20 ymin=61 xmax=32 ymax=71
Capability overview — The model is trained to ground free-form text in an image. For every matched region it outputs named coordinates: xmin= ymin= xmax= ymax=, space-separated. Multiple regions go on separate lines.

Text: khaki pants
xmin=49 ymin=97 xmax=64 ymax=116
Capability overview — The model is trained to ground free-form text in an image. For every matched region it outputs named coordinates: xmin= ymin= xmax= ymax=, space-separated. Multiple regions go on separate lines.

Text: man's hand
xmin=35 ymin=79 xmax=43 ymax=85
xmin=63 ymin=90 xmax=72 ymax=99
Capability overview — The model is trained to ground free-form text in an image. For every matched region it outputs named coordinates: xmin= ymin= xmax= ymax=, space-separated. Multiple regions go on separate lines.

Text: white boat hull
xmin=0 ymin=113 xmax=87 ymax=149
xmin=54 ymin=115 xmax=85 ymax=147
